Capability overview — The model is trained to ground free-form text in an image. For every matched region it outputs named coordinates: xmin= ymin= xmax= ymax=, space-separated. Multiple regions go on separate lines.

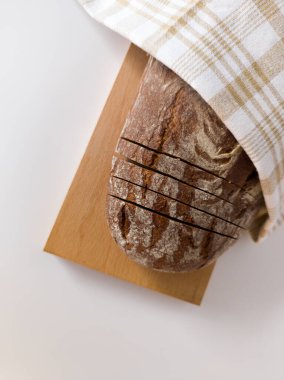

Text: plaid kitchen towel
xmin=78 ymin=0 xmax=284 ymax=241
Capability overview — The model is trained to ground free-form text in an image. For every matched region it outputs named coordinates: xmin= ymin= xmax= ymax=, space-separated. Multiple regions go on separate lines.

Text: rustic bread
xmin=106 ymin=57 xmax=264 ymax=272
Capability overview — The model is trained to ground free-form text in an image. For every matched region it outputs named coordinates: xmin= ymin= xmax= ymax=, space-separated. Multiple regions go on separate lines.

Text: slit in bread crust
xmin=120 ymin=136 xmax=256 ymax=200
xmin=109 ymin=194 xmax=237 ymax=240
xmin=113 ymin=152 xmax=235 ymax=205
xmin=112 ymin=174 xmax=244 ymax=229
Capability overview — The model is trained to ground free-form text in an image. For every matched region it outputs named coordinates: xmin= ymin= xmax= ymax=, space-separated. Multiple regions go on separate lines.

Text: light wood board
xmin=44 ymin=44 xmax=215 ymax=305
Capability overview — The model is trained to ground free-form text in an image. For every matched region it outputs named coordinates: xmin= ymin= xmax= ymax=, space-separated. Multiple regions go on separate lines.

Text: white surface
xmin=0 ymin=1 xmax=284 ymax=379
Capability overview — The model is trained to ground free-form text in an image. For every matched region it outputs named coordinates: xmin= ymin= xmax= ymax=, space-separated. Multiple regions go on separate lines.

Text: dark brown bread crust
xmin=107 ymin=196 xmax=235 ymax=272
xmin=117 ymin=138 xmax=251 ymax=203
xmin=106 ymin=57 xmax=264 ymax=272
xmin=109 ymin=176 xmax=240 ymax=238
xmin=111 ymin=158 xmax=261 ymax=229
xmin=121 ymin=58 xmax=255 ymax=186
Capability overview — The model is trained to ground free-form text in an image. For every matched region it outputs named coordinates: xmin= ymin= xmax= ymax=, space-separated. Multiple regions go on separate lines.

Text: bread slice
xmin=111 ymin=158 xmax=261 ymax=229
xmin=109 ymin=176 xmax=240 ymax=238
xmin=117 ymin=137 xmax=254 ymax=204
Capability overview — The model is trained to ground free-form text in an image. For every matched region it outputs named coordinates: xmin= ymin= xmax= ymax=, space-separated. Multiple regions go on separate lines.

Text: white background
xmin=1 ymin=1 xmax=284 ymax=379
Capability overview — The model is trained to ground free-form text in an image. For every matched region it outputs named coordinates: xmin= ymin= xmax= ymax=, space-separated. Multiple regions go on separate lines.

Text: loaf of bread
xmin=106 ymin=57 xmax=264 ymax=272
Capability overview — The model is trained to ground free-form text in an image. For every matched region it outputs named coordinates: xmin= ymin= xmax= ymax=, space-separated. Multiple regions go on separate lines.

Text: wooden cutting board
xmin=44 ymin=44 xmax=215 ymax=305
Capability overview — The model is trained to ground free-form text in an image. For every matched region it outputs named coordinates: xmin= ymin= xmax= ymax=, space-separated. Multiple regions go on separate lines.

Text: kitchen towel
xmin=78 ymin=0 xmax=284 ymax=240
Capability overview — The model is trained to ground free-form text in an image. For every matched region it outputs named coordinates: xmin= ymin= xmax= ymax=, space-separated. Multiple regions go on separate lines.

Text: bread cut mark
xmin=112 ymin=174 xmax=244 ymax=230
xmin=120 ymin=136 xmax=256 ymax=200
xmin=109 ymin=194 xmax=237 ymax=240
xmin=117 ymin=139 xmax=243 ymax=204
xmin=113 ymin=151 xmax=235 ymax=205
xmin=110 ymin=177 xmax=239 ymax=237
xmin=111 ymin=157 xmax=253 ymax=228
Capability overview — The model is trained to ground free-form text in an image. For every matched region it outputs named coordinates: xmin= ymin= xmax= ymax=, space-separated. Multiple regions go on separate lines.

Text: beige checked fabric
xmin=79 ymin=0 xmax=284 ymax=241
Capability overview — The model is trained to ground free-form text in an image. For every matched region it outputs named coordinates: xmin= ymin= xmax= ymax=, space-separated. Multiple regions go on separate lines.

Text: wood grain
xmin=44 ymin=44 xmax=215 ymax=305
